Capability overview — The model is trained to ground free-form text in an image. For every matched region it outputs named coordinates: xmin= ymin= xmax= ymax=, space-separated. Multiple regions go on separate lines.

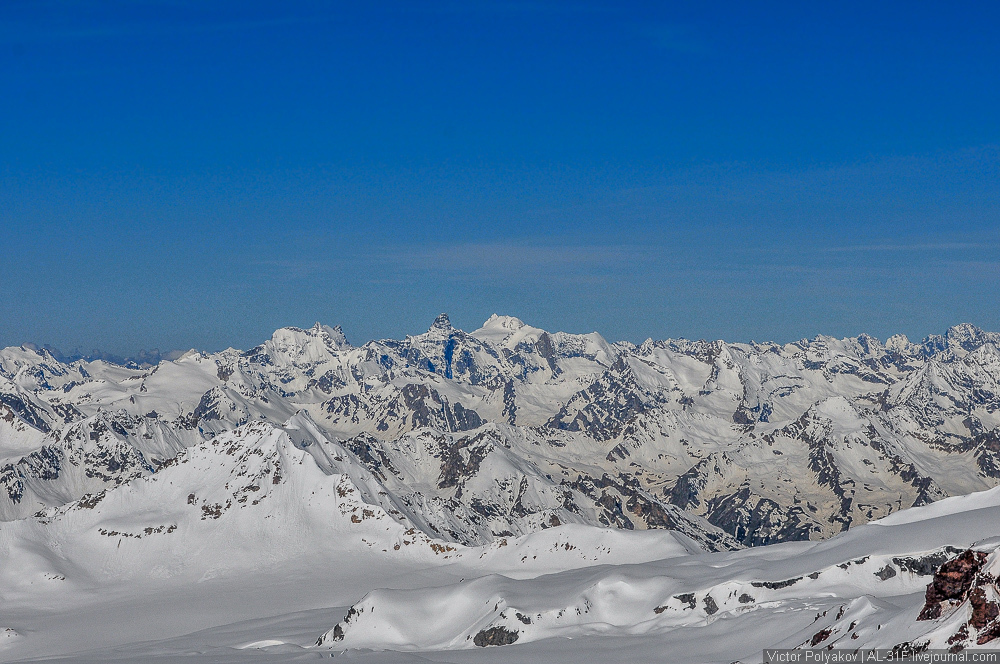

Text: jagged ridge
xmin=2 ymin=315 xmax=1000 ymax=547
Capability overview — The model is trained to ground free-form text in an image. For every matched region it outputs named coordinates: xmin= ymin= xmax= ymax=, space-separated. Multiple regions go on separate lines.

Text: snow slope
xmin=315 ymin=487 xmax=1000 ymax=658
xmin=1 ymin=418 xmax=1000 ymax=662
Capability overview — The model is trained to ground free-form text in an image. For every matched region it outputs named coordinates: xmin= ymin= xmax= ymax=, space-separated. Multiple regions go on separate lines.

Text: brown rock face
xmin=914 ymin=548 xmax=1000 ymax=647
xmin=978 ymin=621 xmax=1000 ymax=646
xmin=917 ymin=550 xmax=987 ymax=621
xmin=970 ymin=587 xmax=1000 ymax=629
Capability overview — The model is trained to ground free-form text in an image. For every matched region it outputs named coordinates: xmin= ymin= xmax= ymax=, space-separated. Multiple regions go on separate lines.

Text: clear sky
xmin=2 ymin=1 xmax=999 ymax=354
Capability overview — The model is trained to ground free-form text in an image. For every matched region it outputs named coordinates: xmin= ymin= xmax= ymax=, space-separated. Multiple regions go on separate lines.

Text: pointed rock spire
xmin=430 ymin=313 xmax=452 ymax=332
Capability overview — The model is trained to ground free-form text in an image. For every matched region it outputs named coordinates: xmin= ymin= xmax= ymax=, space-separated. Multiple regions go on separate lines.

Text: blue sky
xmin=2 ymin=1 xmax=999 ymax=353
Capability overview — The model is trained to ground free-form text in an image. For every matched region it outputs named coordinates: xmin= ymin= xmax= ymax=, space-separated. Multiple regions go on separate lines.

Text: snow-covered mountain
xmin=2 ymin=405 xmax=1000 ymax=662
xmin=3 ymin=315 xmax=1000 ymax=549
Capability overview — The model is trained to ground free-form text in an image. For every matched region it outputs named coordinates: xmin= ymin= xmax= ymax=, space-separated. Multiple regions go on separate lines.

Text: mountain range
xmin=4 ymin=315 xmax=1000 ymax=661
xmin=3 ymin=315 xmax=1000 ymax=549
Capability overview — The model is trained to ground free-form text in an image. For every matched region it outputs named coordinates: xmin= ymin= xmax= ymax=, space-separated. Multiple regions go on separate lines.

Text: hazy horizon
xmin=13 ymin=314 xmax=1000 ymax=363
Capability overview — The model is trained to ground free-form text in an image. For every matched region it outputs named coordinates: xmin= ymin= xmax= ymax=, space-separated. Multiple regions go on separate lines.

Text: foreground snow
xmin=2 ymin=418 xmax=1000 ymax=662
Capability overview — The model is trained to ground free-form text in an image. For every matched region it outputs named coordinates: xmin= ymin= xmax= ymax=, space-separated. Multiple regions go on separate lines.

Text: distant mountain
xmin=21 ymin=343 xmax=187 ymax=368
xmin=3 ymin=315 xmax=1000 ymax=549
xmin=4 ymin=318 xmax=1000 ymax=661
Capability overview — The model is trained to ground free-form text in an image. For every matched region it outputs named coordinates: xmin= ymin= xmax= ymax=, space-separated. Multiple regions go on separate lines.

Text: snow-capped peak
xmin=317 ymin=322 xmax=351 ymax=350
xmin=885 ymin=333 xmax=914 ymax=353
xmin=482 ymin=314 xmax=525 ymax=331
xmin=429 ymin=313 xmax=453 ymax=332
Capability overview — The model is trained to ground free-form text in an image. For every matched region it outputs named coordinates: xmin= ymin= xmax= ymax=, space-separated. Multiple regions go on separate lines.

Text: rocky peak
xmin=854 ymin=333 xmax=883 ymax=356
xmin=314 ymin=323 xmax=351 ymax=351
xmin=946 ymin=323 xmax=995 ymax=351
xmin=885 ymin=333 xmax=915 ymax=354
xmin=920 ymin=324 xmax=997 ymax=359
xmin=430 ymin=313 xmax=453 ymax=333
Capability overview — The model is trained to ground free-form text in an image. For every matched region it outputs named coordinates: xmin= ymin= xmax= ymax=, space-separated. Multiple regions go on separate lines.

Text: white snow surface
xmin=0 ymin=415 xmax=999 ymax=662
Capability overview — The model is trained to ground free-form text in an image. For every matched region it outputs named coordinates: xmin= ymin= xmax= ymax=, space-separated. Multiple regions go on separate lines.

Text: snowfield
xmin=2 ymin=316 xmax=1000 ymax=661
xmin=0 ymin=416 xmax=999 ymax=662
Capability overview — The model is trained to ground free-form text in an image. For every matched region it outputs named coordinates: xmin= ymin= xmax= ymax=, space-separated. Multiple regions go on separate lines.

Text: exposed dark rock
xmin=437 ymin=431 xmax=494 ymax=489
xmin=342 ymin=433 xmax=399 ymax=482
xmin=918 ymin=549 xmax=987 ymax=621
xmin=751 ymin=577 xmax=801 ymax=590
xmin=895 ymin=547 xmax=964 ymax=577
xmin=192 ymin=389 xmax=227 ymax=423
xmin=974 ymin=428 xmax=1000 ymax=478
xmin=948 ymin=624 xmax=968 ymax=646
xmin=875 ymin=565 xmax=897 ymax=580
xmin=77 ymin=491 xmax=105 ymax=509
xmin=473 ymin=626 xmax=519 ymax=647
xmin=665 ymin=462 xmax=707 ymax=510
xmin=704 ymin=485 xmax=814 ymax=546
xmin=674 ymin=593 xmax=696 ymax=609
xmin=978 ymin=621 xmax=1000 ymax=646
xmin=0 ymin=393 xmax=51 ymax=433
xmin=445 ymin=402 xmax=484 ymax=432
xmin=970 ymin=587 xmax=999 ymax=629
xmin=703 ymin=595 xmax=718 ymax=615
xmin=545 ymin=359 xmax=649 ymax=441
xmin=890 ymin=641 xmax=927 ymax=657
